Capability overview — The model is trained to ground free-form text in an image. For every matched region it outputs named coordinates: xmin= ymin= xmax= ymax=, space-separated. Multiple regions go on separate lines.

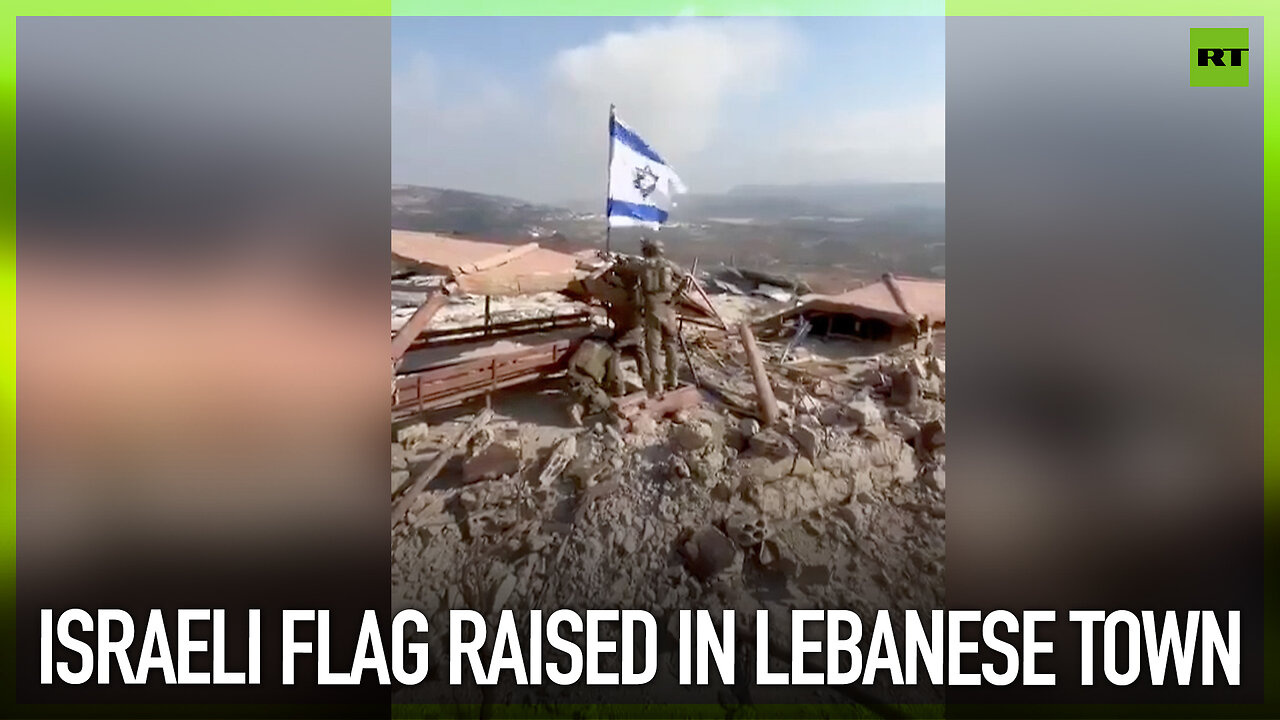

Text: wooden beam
xmin=738 ymin=323 xmax=779 ymax=427
xmin=391 ymin=290 xmax=449 ymax=367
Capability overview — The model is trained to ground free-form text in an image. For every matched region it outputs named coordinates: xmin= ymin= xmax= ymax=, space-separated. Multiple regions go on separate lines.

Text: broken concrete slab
xmin=845 ymin=398 xmax=883 ymax=429
xmin=538 ymin=435 xmax=577 ymax=487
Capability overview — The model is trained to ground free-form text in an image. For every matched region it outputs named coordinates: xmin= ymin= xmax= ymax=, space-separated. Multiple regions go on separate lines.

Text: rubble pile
xmin=389 ymin=286 xmax=945 ymax=705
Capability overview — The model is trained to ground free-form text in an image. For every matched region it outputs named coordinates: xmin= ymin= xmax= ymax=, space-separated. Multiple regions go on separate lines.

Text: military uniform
xmin=566 ymin=337 xmax=618 ymax=425
xmin=639 ymin=238 xmax=682 ymax=394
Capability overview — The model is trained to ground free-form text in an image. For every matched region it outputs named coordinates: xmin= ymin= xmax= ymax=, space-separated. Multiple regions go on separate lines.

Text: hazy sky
xmin=392 ymin=16 xmax=944 ymax=203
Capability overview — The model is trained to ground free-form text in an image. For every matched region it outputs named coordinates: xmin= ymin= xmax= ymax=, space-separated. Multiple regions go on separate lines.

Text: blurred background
xmin=15 ymin=17 xmax=392 ymax=708
xmin=946 ymin=16 xmax=1265 ymax=707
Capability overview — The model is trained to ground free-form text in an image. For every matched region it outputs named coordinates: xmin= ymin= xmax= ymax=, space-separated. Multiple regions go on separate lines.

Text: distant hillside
xmin=562 ymin=181 xmax=943 ymax=222
xmin=391 ymin=181 xmax=945 ymax=281
xmin=391 ymin=184 xmax=575 ymax=237
xmin=724 ymin=181 xmax=945 ymax=215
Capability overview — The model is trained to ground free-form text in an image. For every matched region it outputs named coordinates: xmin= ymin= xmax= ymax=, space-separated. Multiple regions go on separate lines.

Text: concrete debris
xmin=724 ymin=512 xmax=769 ymax=549
xmin=538 ymin=435 xmax=577 ymax=487
xmin=669 ymin=455 xmax=692 ymax=480
xmin=390 ymin=259 xmax=944 ymax=706
xmin=397 ymin=422 xmax=431 ymax=450
xmin=917 ymin=418 xmax=946 ymax=453
xmin=793 ymin=425 xmax=822 ymax=459
xmin=747 ymin=428 xmax=793 ymax=460
xmin=846 ymin=398 xmax=883 ymax=429
xmin=888 ymin=369 xmax=920 ymax=407
xmin=923 ymin=465 xmax=946 ymax=492
xmin=673 ymin=420 xmax=715 ymax=451
xmin=893 ymin=414 xmax=921 ymax=443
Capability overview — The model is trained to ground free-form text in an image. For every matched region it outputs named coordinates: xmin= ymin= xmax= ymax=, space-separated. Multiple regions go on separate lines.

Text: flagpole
xmin=605 ymin=103 xmax=615 ymax=255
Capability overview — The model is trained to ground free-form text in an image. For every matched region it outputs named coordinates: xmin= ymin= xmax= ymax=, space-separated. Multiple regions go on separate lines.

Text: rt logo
xmin=1190 ymin=28 xmax=1249 ymax=87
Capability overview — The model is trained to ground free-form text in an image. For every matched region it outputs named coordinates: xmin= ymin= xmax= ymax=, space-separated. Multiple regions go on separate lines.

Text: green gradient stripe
xmin=0 ymin=8 xmax=12 ymax=720
xmin=391 ymin=0 xmax=943 ymax=15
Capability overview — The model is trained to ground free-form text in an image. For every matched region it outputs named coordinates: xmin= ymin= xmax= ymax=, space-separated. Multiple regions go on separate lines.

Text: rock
xmin=397 ymin=423 xmax=430 ymax=450
xmin=462 ymin=442 xmax=521 ymax=483
xmin=846 ymin=399 xmax=882 ymax=429
xmin=605 ymin=424 xmax=625 ymax=446
xmin=918 ymin=419 xmax=946 ymax=452
xmin=724 ymin=513 xmax=769 ymax=548
xmin=928 ymin=356 xmax=946 ymax=377
xmin=758 ymin=538 xmax=799 ymax=577
xmin=632 ymin=415 xmax=658 ymax=437
xmin=888 ymin=370 xmax=920 ymax=407
xmin=793 ymin=425 xmax=821 ymax=458
xmin=673 ymin=421 xmax=714 ymax=451
xmin=748 ymin=429 xmax=792 ymax=459
xmin=923 ymin=466 xmax=946 ymax=492
xmin=391 ymin=470 xmax=410 ymax=495
xmin=392 ymin=443 xmax=408 ymax=470
xmin=796 ymin=395 xmax=823 ymax=415
xmin=740 ymin=417 xmax=761 ymax=437
xmin=774 ymin=384 xmax=796 ymax=403
xmin=908 ymin=357 xmax=929 ymax=378
xmin=894 ymin=415 xmax=921 ymax=442
xmin=680 ymin=527 xmax=740 ymax=580
xmin=669 ymin=455 xmax=692 ymax=480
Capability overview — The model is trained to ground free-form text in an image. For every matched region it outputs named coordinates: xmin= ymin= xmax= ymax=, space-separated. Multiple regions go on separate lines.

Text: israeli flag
xmin=607 ymin=112 xmax=688 ymax=229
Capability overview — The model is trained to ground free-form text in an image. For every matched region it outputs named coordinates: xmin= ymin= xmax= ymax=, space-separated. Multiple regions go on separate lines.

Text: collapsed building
xmin=389 ymin=229 xmax=946 ymax=708
xmin=758 ymin=272 xmax=945 ymax=347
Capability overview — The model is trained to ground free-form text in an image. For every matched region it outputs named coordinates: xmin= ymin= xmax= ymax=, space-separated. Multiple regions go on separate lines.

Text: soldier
xmin=565 ymin=334 xmax=619 ymax=425
xmin=595 ymin=253 xmax=647 ymax=397
xmin=639 ymin=237 xmax=682 ymax=394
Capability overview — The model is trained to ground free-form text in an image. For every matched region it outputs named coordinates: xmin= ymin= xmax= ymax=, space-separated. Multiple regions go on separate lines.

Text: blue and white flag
xmin=607 ymin=112 xmax=688 ymax=229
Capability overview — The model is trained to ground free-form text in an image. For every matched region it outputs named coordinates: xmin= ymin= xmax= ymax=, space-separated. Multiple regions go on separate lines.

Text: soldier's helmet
xmin=641 ymin=236 xmax=665 ymax=257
